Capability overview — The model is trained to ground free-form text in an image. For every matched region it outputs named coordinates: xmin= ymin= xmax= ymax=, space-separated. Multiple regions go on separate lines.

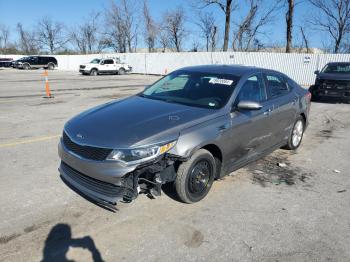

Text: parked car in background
xmin=16 ymin=56 xmax=57 ymax=70
xmin=310 ymin=62 xmax=350 ymax=103
xmin=58 ymin=65 xmax=311 ymax=208
xmin=79 ymin=58 xmax=132 ymax=76
xmin=11 ymin=57 xmax=26 ymax=68
xmin=0 ymin=58 xmax=13 ymax=67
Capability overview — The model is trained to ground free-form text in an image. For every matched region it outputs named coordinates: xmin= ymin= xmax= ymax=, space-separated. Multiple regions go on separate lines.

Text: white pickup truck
xmin=79 ymin=58 xmax=132 ymax=76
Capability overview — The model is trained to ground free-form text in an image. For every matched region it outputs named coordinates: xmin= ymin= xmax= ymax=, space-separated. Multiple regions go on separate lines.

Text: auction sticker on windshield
xmin=209 ymin=78 xmax=234 ymax=86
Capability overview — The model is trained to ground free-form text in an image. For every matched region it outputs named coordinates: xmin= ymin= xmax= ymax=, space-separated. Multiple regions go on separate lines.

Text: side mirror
xmin=314 ymin=70 xmax=319 ymax=75
xmin=237 ymin=100 xmax=263 ymax=110
xmin=100 ymin=61 xmax=104 ymax=65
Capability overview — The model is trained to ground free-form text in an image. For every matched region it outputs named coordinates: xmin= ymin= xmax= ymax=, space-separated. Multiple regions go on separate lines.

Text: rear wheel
xmin=90 ymin=69 xmax=98 ymax=76
xmin=47 ymin=63 xmax=55 ymax=70
xmin=175 ymin=149 xmax=215 ymax=203
xmin=285 ymin=116 xmax=305 ymax=150
xmin=118 ymin=68 xmax=125 ymax=75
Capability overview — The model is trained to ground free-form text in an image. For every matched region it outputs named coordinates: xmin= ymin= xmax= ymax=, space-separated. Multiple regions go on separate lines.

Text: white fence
xmin=3 ymin=52 xmax=350 ymax=86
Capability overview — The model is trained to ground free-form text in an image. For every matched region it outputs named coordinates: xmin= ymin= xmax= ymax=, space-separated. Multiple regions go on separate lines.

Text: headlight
xmin=107 ymin=141 xmax=176 ymax=165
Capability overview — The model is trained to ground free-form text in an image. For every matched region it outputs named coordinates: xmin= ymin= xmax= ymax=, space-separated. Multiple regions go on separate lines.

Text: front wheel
xmin=284 ymin=116 xmax=305 ymax=150
xmin=90 ymin=69 xmax=98 ymax=76
xmin=309 ymin=85 xmax=319 ymax=101
xmin=175 ymin=149 xmax=215 ymax=203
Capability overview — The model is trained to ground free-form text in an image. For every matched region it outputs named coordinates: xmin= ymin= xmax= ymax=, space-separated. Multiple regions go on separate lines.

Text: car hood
xmin=318 ymin=73 xmax=350 ymax=81
xmin=64 ymin=96 xmax=216 ymax=149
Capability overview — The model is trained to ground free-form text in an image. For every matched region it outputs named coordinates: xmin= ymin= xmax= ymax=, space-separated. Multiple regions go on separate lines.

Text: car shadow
xmin=41 ymin=223 xmax=104 ymax=262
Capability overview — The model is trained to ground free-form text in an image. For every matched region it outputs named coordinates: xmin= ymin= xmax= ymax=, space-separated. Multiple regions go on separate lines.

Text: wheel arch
xmin=300 ymin=112 xmax=306 ymax=125
xmin=201 ymin=144 xmax=223 ymax=179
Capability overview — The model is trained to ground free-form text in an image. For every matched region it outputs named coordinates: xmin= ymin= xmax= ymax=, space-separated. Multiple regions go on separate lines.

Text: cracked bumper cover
xmin=58 ymin=139 xmax=141 ymax=204
xmin=58 ymin=139 xmax=178 ymax=204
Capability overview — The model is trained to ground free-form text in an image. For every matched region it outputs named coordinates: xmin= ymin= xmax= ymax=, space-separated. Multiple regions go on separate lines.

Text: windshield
xmin=90 ymin=59 xmax=101 ymax=64
xmin=322 ymin=64 xmax=350 ymax=74
xmin=140 ymin=70 xmax=239 ymax=109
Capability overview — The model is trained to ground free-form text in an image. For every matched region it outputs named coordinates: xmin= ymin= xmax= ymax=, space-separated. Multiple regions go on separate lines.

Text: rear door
xmin=101 ymin=59 xmax=115 ymax=73
xmin=263 ymin=72 xmax=297 ymax=145
xmin=38 ymin=57 xmax=46 ymax=68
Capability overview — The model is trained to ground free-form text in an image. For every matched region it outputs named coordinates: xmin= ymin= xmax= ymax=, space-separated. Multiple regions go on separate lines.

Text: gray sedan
xmin=58 ymin=65 xmax=311 ymax=207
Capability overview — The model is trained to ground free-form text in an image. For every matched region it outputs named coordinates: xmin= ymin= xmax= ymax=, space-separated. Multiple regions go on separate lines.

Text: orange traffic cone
xmin=43 ymin=70 xmax=53 ymax=98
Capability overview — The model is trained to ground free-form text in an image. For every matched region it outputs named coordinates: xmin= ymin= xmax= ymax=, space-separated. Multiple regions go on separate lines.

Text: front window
xmin=140 ymin=70 xmax=239 ymax=109
xmin=322 ymin=64 xmax=350 ymax=74
xmin=237 ymin=74 xmax=266 ymax=102
xmin=90 ymin=59 xmax=101 ymax=64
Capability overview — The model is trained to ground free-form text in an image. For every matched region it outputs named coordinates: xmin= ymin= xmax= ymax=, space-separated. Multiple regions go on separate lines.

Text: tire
xmin=309 ymin=85 xmax=319 ymax=101
xmin=284 ymin=116 xmax=305 ymax=150
xmin=118 ymin=68 xmax=125 ymax=75
xmin=48 ymin=63 xmax=55 ymax=70
xmin=90 ymin=69 xmax=98 ymax=76
xmin=23 ymin=63 xmax=30 ymax=70
xmin=175 ymin=149 xmax=216 ymax=203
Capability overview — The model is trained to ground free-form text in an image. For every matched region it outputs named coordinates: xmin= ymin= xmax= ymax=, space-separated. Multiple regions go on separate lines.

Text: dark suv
xmin=0 ymin=58 xmax=13 ymax=67
xmin=311 ymin=62 xmax=350 ymax=102
xmin=16 ymin=56 xmax=58 ymax=70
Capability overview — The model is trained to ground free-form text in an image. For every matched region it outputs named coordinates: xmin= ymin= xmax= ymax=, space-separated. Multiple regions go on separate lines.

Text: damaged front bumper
xmin=58 ymin=140 xmax=180 ymax=207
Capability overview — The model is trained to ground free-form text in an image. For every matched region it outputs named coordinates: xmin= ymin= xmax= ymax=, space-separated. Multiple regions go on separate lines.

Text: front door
xmin=227 ymin=73 xmax=275 ymax=167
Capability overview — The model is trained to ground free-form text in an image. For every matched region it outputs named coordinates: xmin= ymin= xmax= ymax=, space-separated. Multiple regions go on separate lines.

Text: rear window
xmin=104 ymin=59 xmax=114 ymax=64
xmin=265 ymin=74 xmax=289 ymax=98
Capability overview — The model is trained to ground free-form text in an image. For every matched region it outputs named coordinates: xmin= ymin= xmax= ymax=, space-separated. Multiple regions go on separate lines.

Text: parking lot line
xmin=0 ymin=134 xmax=61 ymax=148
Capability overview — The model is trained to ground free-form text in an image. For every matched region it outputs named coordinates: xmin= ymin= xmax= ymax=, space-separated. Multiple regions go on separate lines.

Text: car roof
xmin=179 ymin=64 xmax=268 ymax=77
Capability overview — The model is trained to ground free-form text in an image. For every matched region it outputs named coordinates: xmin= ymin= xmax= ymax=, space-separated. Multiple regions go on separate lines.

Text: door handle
xmin=264 ymin=108 xmax=272 ymax=115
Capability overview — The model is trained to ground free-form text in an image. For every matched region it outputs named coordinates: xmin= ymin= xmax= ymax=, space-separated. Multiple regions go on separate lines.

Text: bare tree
xmin=196 ymin=12 xmax=217 ymax=51
xmin=70 ymin=12 xmax=102 ymax=54
xmin=0 ymin=24 xmax=10 ymax=49
xmin=300 ymin=26 xmax=310 ymax=53
xmin=191 ymin=41 xmax=201 ymax=51
xmin=143 ymin=0 xmax=158 ymax=52
xmin=308 ymin=0 xmax=350 ymax=53
xmin=211 ymin=25 xmax=218 ymax=51
xmin=36 ymin=17 xmax=67 ymax=54
xmin=197 ymin=0 xmax=235 ymax=51
xmin=105 ymin=0 xmax=139 ymax=53
xmin=163 ymin=7 xmax=187 ymax=52
xmin=16 ymin=23 xmax=38 ymax=54
xmin=232 ymin=0 xmax=282 ymax=51
xmin=104 ymin=3 xmax=127 ymax=52
xmin=158 ymin=26 xmax=169 ymax=52
xmin=285 ymin=0 xmax=294 ymax=52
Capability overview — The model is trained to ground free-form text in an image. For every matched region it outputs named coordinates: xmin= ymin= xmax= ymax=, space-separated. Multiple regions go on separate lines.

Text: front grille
xmin=80 ymin=65 xmax=86 ymax=69
xmin=322 ymin=80 xmax=350 ymax=90
xmin=62 ymin=132 xmax=112 ymax=161
xmin=60 ymin=162 xmax=124 ymax=198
